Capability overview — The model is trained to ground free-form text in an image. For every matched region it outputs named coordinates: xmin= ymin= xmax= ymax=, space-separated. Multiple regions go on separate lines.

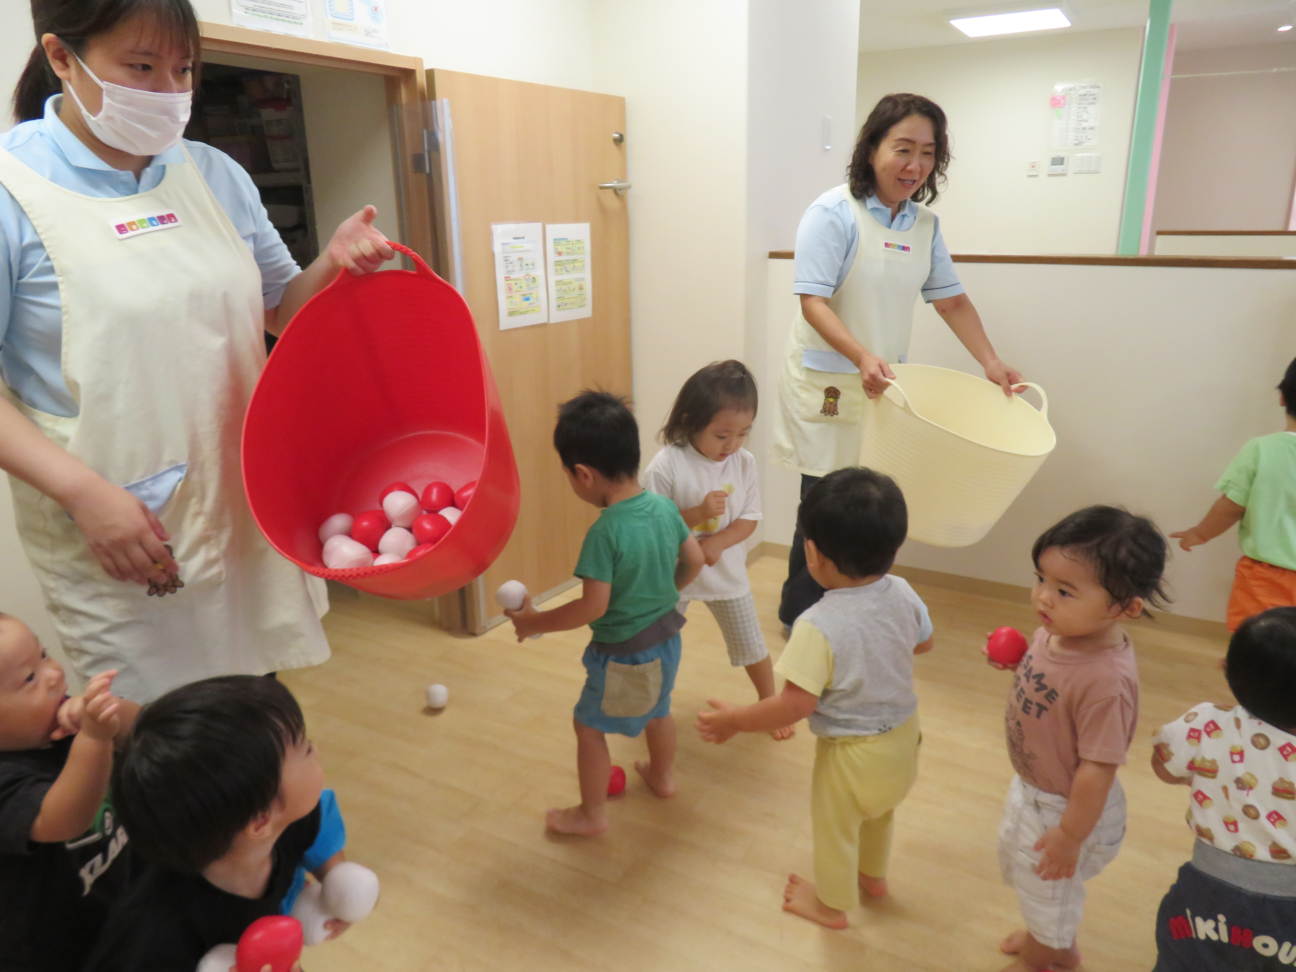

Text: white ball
xmin=439 ymin=507 xmax=462 ymax=526
xmin=496 ymin=580 xmax=528 ymax=611
xmin=318 ymin=513 xmax=354 ymax=544
xmin=323 ymin=536 xmax=373 ymax=570
xmin=381 ymin=490 xmax=421 ymax=529
xmin=322 ymin=533 xmax=353 ymax=560
xmin=321 ymin=861 xmax=381 ymax=924
xmin=373 ymin=552 xmax=403 ymax=566
xmin=377 ymin=526 xmax=417 ymax=558
xmin=426 ymin=683 xmax=449 ymax=708
xmin=197 ymin=943 xmax=237 ymax=972
xmin=290 ymin=880 xmax=332 ymax=947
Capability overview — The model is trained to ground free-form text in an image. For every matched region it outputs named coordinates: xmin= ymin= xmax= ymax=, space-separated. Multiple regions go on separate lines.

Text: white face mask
xmin=66 ymin=53 xmax=192 ymax=157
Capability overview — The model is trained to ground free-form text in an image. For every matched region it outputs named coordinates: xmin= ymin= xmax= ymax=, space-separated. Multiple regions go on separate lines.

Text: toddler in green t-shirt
xmin=505 ymin=391 xmax=703 ymax=835
xmin=1172 ymin=357 xmax=1296 ymax=631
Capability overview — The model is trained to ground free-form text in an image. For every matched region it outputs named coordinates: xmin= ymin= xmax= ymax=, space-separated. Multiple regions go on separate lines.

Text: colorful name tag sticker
xmin=111 ymin=211 xmax=182 ymax=240
xmin=883 ymin=241 xmax=911 ymax=253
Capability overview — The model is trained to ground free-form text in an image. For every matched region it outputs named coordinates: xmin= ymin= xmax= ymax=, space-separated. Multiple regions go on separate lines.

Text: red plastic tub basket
xmin=242 ymin=243 xmax=519 ymax=599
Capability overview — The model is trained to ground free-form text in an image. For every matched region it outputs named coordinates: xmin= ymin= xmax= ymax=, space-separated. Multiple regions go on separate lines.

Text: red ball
xmin=406 ymin=543 xmax=437 ymax=560
xmin=986 ymin=626 xmax=1029 ymax=666
xmin=420 ymin=481 xmax=454 ymax=512
xmin=350 ymin=510 xmax=390 ymax=552
xmin=236 ymin=916 xmax=302 ymax=972
xmin=378 ymin=481 xmax=416 ymax=504
xmin=412 ymin=513 xmax=451 ymax=546
xmin=607 ymin=764 xmax=626 ymax=796
xmin=454 ymin=480 xmax=477 ymax=511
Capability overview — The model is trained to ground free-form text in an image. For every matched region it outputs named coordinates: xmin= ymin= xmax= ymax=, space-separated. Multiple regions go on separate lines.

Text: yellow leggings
xmin=810 ymin=713 xmax=921 ymax=911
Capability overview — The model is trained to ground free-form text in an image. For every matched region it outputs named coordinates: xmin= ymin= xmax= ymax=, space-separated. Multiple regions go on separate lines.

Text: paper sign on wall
xmin=1050 ymin=81 xmax=1101 ymax=150
xmin=325 ymin=0 xmax=389 ymax=49
xmin=545 ymin=223 xmax=593 ymax=323
xmin=492 ymin=223 xmax=548 ymax=330
xmin=230 ymin=0 xmax=310 ymax=37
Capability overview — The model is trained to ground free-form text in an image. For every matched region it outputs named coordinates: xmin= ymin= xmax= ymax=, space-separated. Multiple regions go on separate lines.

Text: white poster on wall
xmin=545 ymin=223 xmax=593 ymax=324
xmin=325 ymin=0 xmax=389 ymax=49
xmin=1050 ymin=81 xmax=1101 ymax=150
xmin=492 ymin=223 xmax=549 ymax=330
xmin=230 ymin=0 xmax=311 ymax=37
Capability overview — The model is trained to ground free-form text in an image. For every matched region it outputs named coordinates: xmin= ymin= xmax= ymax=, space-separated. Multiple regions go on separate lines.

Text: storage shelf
xmin=251 ymin=170 xmax=308 ymax=188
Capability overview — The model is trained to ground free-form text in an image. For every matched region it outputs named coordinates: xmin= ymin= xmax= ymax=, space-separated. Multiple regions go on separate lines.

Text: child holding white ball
xmin=642 ymin=361 xmax=790 ymax=739
xmin=505 ymin=392 xmax=704 ymax=835
xmin=85 ymin=676 xmax=370 ymax=970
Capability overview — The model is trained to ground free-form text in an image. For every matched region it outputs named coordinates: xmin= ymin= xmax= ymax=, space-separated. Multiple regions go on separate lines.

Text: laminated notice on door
xmin=545 ymin=223 xmax=593 ymax=323
xmin=492 ymin=222 xmax=549 ymax=330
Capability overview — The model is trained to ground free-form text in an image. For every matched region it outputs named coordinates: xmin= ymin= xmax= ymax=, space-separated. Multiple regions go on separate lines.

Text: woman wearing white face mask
xmin=0 ymin=0 xmax=397 ymax=702
xmin=773 ymin=94 xmax=1025 ymax=627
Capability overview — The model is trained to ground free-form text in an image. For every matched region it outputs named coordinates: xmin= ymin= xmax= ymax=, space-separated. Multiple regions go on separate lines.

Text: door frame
xmin=198 ymin=22 xmax=434 ymax=266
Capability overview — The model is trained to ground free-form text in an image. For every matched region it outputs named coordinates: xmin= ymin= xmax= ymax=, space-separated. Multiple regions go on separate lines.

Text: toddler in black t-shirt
xmin=85 ymin=675 xmax=353 ymax=972
xmin=0 ymin=613 xmax=137 ymax=972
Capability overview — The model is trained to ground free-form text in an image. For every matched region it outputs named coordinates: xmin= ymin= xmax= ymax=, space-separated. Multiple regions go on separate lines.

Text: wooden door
xmin=428 ymin=70 xmax=630 ymax=633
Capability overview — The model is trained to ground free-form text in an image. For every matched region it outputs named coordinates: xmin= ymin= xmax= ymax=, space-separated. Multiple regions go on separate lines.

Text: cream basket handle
xmin=1015 ymin=382 xmax=1049 ymax=420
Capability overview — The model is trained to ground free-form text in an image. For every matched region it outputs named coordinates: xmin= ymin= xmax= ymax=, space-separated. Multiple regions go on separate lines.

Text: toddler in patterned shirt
xmin=1151 ymin=607 xmax=1296 ymax=971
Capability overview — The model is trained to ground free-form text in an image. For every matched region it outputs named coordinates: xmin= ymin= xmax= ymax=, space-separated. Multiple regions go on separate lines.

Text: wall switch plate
xmin=1047 ymin=154 xmax=1068 ymax=175
xmin=1074 ymin=152 xmax=1101 ymax=174
xmin=1027 ymin=160 xmax=1040 ymax=177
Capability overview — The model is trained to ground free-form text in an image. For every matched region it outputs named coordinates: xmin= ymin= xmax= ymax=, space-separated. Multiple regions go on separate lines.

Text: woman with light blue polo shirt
xmin=773 ymin=93 xmax=1024 ymax=626
xmin=0 ymin=0 xmax=396 ymax=701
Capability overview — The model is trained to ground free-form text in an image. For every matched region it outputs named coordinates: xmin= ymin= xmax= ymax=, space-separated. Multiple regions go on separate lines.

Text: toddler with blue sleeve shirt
xmin=697 ymin=468 xmax=933 ymax=929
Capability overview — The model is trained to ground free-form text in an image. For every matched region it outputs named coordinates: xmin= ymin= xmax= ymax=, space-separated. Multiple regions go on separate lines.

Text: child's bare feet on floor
xmin=998 ymin=929 xmax=1082 ymax=970
xmin=770 ymin=724 xmax=795 ymax=741
xmin=634 ymin=759 xmax=676 ymax=798
xmin=781 ymin=874 xmax=848 ymax=929
xmin=858 ymin=873 xmax=887 ymax=898
xmin=544 ymin=804 xmax=609 ymax=836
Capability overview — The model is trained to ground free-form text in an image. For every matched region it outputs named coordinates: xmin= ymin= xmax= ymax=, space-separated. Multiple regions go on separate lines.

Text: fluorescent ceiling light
xmin=1281 ymin=24 xmax=1293 ymax=31
xmin=950 ymin=7 xmax=1071 ymax=37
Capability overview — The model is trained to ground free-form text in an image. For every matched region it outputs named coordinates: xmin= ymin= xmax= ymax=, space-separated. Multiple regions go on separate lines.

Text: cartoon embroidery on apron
xmin=821 ymin=386 xmax=841 ymax=417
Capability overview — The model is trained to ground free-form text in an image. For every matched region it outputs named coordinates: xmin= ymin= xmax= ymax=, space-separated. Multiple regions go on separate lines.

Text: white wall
xmin=1156 ymin=234 xmax=1296 ymax=257
xmin=1152 ymin=43 xmax=1296 ymax=233
xmin=856 ymin=28 xmax=1144 ymax=255
xmin=744 ymin=0 xmax=859 ymax=548
xmin=189 ymin=0 xmax=596 ymax=91
xmin=590 ymin=1 xmax=750 ymax=465
xmin=761 ymin=256 xmax=1296 ymax=624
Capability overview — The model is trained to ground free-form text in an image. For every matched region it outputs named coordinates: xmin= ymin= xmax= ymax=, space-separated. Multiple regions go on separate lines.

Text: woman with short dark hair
xmin=773 ymin=93 xmax=1024 ymax=625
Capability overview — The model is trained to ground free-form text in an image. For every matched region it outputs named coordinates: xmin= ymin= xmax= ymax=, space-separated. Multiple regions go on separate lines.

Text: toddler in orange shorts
xmin=1172 ymin=356 xmax=1296 ymax=630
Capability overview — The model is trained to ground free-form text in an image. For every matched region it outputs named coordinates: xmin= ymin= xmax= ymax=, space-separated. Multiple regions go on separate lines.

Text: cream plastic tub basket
xmin=859 ymin=364 xmax=1055 ymax=547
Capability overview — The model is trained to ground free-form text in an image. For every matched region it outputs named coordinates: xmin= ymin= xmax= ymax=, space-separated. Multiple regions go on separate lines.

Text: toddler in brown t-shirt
xmin=985 ymin=506 xmax=1169 ymax=972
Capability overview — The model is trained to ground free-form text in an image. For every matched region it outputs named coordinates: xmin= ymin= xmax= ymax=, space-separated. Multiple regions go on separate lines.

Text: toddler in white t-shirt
xmin=643 ymin=361 xmax=790 ymax=739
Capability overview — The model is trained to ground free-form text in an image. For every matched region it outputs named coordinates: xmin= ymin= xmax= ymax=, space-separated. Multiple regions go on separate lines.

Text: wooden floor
xmin=281 ymin=557 xmax=1232 ymax=972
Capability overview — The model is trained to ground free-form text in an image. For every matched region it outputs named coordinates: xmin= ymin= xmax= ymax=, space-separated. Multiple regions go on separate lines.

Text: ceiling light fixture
xmin=950 ymin=7 xmax=1071 ymax=37
xmin=1280 ymin=24 xmax=1293 ymax=31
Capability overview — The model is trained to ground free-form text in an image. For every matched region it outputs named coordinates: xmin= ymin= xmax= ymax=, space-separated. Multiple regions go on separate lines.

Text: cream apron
xmin=771 ymin=185 xmax=934 ymax=476
xmin=0 ymin=147 xmax=329 ymax=702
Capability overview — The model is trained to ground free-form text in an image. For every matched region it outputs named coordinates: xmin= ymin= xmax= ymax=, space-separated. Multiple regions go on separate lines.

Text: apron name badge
xmin=882 ymin=241 xmax=911 ymax=254
xmin=111 ymin=211 xmax=182 ymax=240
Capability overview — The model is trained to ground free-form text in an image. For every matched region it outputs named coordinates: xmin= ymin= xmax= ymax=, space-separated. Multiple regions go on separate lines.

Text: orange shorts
xmin=1227 ymin=556 xmax=1296 ymax=631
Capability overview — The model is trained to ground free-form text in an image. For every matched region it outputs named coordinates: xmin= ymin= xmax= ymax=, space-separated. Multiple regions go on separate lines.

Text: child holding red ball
xmin=987 ymin=506 xmax=1168 ymax=972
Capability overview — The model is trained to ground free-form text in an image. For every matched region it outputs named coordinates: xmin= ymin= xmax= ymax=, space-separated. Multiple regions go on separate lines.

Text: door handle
xmin=598 ymin=180 xmax=631 ymax=194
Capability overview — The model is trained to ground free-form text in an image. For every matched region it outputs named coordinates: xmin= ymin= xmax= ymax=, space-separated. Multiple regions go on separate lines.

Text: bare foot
xmin=781 ymin=873 xmax=848 ymax=929
xmin=858 ymin=873 xmax=887 ymax=898
xmin=770 ymin=724 xmax=795 ymax=741
xmin=544 ymin=804 xmax=609 ymax=836
xmin=999 ymin=930 xmax=1028 ymax=955
xmin=634 ymin=759 xmax=676 ymax=798
xmin=998 ymin=929 xmax=1081 ymax=970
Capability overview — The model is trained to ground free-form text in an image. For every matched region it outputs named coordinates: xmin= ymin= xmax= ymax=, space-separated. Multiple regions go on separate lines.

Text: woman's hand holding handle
xmin=855 ymin=351 xmax=895 ymax=399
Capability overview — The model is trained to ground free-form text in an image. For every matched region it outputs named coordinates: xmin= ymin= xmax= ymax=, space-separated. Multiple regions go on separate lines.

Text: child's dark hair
xmin=111 ymin=676 xmax=306 ymax=873
xmin=798 ymin=467 xmax=907 ymax=578
xmin=554 ymin=390 xmax=640 ymax=480
xmin=1280 ymin=356 xmax=1296 ymax=418
xmin=1031 ymin=506 xmax=1169 ymax=611
xmin=659 ymin=360 xmax=758 ymax=447
xmin=1226 ymin=608 xmax=1296 ymax=730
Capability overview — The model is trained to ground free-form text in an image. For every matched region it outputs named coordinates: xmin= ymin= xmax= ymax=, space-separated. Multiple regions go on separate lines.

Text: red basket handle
xmin=324 ymin=240 xmax=439 ymax=292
